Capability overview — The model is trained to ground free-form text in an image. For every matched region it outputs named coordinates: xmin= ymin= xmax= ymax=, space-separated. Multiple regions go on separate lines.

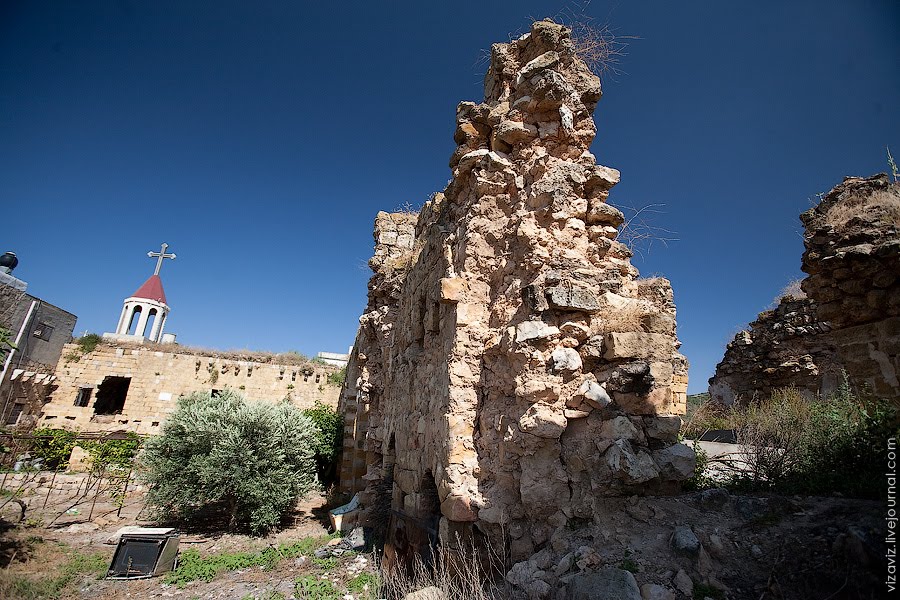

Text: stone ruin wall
xmin=339 ymin=20 xmax=692 ymax=562
xmin=708 ymin=296 xmax=840 ymax=405
xmin=39 ymin=343 xmax=340 ymax=434
xmin=709 ymin=174 xmax=900 ymax=403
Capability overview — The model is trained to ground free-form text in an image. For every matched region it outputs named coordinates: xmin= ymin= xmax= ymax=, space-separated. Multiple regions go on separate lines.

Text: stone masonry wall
xmin=709 ymin=296 xmax=840 ymax=405
xmin=339 ymin=20 xmax=692 ymax=563
xmin=39 ymin=343 xmax=340 ymax=434
xmin=709 ymin=174 xmax=900 ymax=403
xmin=801 ymin=174 xmax=900 ymax=399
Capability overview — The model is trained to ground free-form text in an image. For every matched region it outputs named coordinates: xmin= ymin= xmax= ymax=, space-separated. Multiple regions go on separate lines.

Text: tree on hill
xmin=139 ymin=389 xmax=319 ymax=534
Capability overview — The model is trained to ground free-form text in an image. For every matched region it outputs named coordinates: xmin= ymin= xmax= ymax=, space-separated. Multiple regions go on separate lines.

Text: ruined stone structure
xmin=709 ymin=174 xmax=900 ymax=402
xmin=38 ymin=342 xmax=340 ymax=434
xmin=708 ymin=296 xmax=839 ymax=405
xmin=338 ymin=21 xmax=691 ymax=562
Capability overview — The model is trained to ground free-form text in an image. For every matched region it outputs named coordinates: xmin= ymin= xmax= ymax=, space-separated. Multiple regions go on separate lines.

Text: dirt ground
xmin=0 ymin=481 xmax=889 ymax=600
xmin=0 ymin=488 xmax=352 ymax=600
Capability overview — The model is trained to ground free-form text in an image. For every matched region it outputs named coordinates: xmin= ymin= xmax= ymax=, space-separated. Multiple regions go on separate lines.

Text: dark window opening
xmin=6 ymin=402 xmax=25 ymax=425
xmin=74 ymin=387 xmax=93 ymax=407
xmin=33 ymin=322 xmax=54 ymax=341
xmin=315 ymin=374 xmax=320 ymax=384
xmin=93 ymin=376 xmax=131 ymax=415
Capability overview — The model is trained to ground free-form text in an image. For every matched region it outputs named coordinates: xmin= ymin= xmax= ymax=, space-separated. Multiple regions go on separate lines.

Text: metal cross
xmin=147 ymin=243 xmax=176 ymax=276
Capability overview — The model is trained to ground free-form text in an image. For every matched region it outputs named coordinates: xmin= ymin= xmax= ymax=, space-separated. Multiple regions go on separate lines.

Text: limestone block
xmin=495 ymin=120 xmax=538 ymax=145
xmin=605 ymin=441 xmax=659 ymax=484
xmin=518 ymin=404 xmax=567 ymax=438
xmin=653 ymin=443 xmax=696 ymax=481
xmin=518 ymin=51 xmax=560 ymax=82
xmin=440 ymin=277 xmax=465 ymax=303
xmin=585 ymin=201 xmax=625 ymax=227
xmin=599 ymin=416 xmax=640 ymax=441
xmin=440 ymin=494 xmax=478 ymax=522
xmin=546 ymin=280 xmax=602 ymax=312
xmin=574 ymin=377 xmax=611 ymax=409
xmin=604 ymin=332 xmax=673 ymax=360
xmin=67 ymin=445 xmax=92 ymax=473
xmin=550 ymin=347 xmax=582 ymax=373
xmin=613 ymin=387 xmax=674 ymax=415
xmin=643 ymin=415 xmax=682 ymax=443
xmin=515 ymin=321 xmax=560 ymax=343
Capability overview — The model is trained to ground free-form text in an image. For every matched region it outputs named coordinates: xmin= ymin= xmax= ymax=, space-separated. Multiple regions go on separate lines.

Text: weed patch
xmin=164 ymin=535 xmax=334 ymax=586
xmin=0 ymin=549 xmax=106 ymax=600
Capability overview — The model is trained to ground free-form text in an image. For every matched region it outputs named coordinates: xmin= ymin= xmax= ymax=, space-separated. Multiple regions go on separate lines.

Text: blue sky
xmin=2 ymin=1 xmax=898 ymax=393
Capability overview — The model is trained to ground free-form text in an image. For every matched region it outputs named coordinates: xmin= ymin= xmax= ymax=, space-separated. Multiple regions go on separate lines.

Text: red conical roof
xmin=132 ymin=275 xmax=167 ymax=304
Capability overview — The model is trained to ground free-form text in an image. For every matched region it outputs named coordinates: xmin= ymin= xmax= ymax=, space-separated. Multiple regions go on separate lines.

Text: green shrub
xmin=301 ymin=401 xmax=343 ymax=485
xmin=29 ymin=428 xmax=78 ymax=470
xmin=139 ymin=390 xmax=319 ymax=534
xmin=80 ymin=432 xmax=141 ymax=473
xmin=0 ymin=325 xmax=15 ymax=363
xmin=327 ymin=367 xmax=347 ymax=387
xmin=75 ymin=333 xmax=102 ymax=354
xmin=710 ymin=384 xmax=899 ymax=498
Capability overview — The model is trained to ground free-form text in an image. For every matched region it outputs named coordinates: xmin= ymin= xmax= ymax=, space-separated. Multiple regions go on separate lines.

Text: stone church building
xmin=36 ymin=244 xmax=340 ymax=434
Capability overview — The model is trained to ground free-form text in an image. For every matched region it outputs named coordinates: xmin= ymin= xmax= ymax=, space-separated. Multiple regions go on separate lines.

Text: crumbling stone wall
xmin=801 ymin=174 xmax=900 ymax=398
xmin=39 ymin=343 xmax=340 ymax=434
xmin=709 ymin=174 xmax=900 ymax=402
xmin=709 ymin=296 xmax=839 ymax=405
xmin=339 ymin=20 xmax=691 ymax=561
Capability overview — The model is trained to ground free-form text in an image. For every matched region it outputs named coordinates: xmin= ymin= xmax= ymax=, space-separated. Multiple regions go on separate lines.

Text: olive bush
xmin=139 ymin=390 xmax=318 ymax=534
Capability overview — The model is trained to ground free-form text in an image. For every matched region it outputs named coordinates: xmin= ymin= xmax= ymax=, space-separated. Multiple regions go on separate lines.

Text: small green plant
xmin=0 ymin=325 xmax=16 ymax=363
xmin=286 ymin=384 xmax=294 ymax=390
xmin=694 ymin=582 xmax=726 ymax=599
xmin=75 ymin=333 xmax=102 ymax=354
xmin=165 ymin=535 xmax=335 ymax=586
xmin=294 ymin=575 xmax=341 ymax=600
xmin=620 ymin=557 xmax=639 ymax=573
xmin=326 ymin=367 xmax=347 ymax=387
xmin=311 ymin=555 xmax=338 ymax=569
xmin=209 ymin=368 xmax=219 ymax=384
xmin=0 ymin=549 xmax=107 ymax=599
xmin=348 ymin=572 xmax=379 ymax=595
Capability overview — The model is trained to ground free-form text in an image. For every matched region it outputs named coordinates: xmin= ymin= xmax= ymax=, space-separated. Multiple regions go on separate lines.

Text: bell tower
xmin=110 ymin=243 xmax=176 ymax=343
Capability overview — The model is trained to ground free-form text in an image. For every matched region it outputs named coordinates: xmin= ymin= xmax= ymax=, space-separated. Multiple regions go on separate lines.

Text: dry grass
xmin=775 ymin=278 xmax=807 ymax=302
xmin=730 ymin=388 xmax=811 ymax=486
xmin=569 ymin=21 xmax=634 ymax=76
xmin=380 ymin=534 xmax=507 ymax=600
xmin=824 ymin=187 xmax=900 ymax=229
xmin=611 ymin=203 xmax=679 ymax=260
xmin=597 ymin=298 xmax=656 ymax=333
xmin=87 ymin=339 xmax=336 ymax=370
